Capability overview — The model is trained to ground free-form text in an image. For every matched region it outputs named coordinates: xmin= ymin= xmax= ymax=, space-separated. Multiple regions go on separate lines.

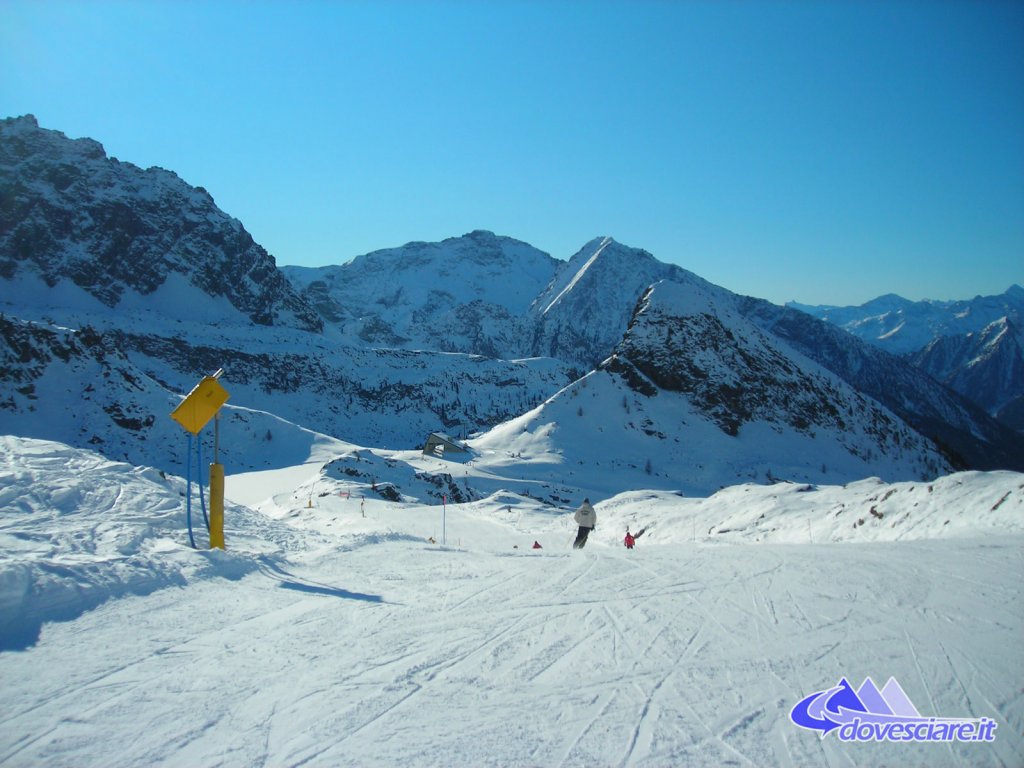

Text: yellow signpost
xmin=170 ymin=370 xmax=230 ymax=549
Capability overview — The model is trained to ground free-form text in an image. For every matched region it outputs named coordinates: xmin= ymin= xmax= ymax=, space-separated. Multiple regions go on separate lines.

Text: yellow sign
xmin=170 ymin=376 xmax=230 ymax=435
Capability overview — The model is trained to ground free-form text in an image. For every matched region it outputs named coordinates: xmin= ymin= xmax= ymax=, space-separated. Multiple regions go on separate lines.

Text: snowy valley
xmin=1 ymin=115 xmax=1022 ymax=766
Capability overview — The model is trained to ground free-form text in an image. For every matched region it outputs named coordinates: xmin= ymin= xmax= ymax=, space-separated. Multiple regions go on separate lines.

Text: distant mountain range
xmin=789 ymin=287 xmax=1023 ymax=355
xmin=2 ymin=115 xmax=1021 ymax=498
xmin=792 ymin=287 xmax=1024 ymax=430
xmin=282 ymin=229 xmax=1021 ymax=473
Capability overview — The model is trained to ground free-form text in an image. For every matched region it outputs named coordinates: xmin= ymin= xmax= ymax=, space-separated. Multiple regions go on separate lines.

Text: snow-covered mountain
xmin=0 ymin=115 xmax=323 ymax=333
xmin=791 ymin=286 xmax=1024 ymax=425
xmin=282 ymin=230 xmax=559 ymax=358
xmin=909 ymin=317 xmax=1024 ymax=422
xmin=283 ymin=233 xmax=684 ymax=369
xmin=466 ymin=280 xmax=950 ymax=498
xmin=286 ymin=231 xmax=1021 ymax=472
xmin=2 ymin=114 xmax=1021 ymax=490
xmin=0 ymin=116 xmax=575 ymax=466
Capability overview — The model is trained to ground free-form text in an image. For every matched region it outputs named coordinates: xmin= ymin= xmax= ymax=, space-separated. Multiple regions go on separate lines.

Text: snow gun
xmin=170 ymin=369 xmax=230 ymax=549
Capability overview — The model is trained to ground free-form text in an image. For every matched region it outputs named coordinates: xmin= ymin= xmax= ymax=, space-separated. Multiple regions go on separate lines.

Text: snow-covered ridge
xmin=599 ymin=472 xmax=1024 ymax=545
xmin=911 ymin=316 xmax=1024 ymax=418
xmin=541 ymin=235 xmax=613 ymax=314
xmin=0 ymin=312 xmax=573 ymax=473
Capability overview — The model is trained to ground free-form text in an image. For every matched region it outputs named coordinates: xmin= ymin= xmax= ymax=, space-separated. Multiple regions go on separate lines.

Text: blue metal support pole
xmin=197 ymin=429 xmax=209 ymax=533
xmin=186 ymin=433 xmax=197 ymax=548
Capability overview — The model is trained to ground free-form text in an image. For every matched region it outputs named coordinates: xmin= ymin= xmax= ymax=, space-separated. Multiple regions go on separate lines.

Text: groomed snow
xmin=1 ymin=436 xmax=1022 ymax=767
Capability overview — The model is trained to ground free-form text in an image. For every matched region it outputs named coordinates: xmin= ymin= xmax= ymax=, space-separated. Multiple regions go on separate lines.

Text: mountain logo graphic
xmin=790 ymin=677 xmax=997 ymax=743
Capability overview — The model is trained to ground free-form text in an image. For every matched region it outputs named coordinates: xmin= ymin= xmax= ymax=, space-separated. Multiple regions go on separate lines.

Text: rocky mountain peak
xmin=2 ymin=115 xmax=107 ymax=170
xmin=0 ymin=116 xmax=322 ymax=333
xmin=461 ymin=229 xmax=504 ymax=248
xmin=608 ymin=280 xmax=877 ymax=440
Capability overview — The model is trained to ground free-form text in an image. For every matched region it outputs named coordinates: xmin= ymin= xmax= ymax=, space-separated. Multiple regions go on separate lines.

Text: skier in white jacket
xmin=572 ymin=498 xmax=597 ymax=549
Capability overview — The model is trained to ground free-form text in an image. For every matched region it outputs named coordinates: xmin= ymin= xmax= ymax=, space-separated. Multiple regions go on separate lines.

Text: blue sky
xmin=3 ymin=0 xmax=1021 ymax=306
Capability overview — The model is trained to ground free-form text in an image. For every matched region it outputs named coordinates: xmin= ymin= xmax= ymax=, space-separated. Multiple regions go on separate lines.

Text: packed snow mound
xmin=0 ymin=436 xmax=300 ymax=650
xmin=597 ymin=472 xmax=1024 ymax=546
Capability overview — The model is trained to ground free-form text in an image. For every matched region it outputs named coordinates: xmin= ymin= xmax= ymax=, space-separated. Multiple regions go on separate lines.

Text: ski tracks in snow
xmin=1 ymin=537 xmax=1020 ymax=767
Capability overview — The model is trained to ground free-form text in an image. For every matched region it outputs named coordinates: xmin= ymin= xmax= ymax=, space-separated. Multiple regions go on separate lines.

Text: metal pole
xmin=186 ymin=433 xmax=196 ymax=548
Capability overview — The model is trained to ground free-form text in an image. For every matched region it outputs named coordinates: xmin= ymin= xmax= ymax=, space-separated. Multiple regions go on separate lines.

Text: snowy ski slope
xmin=1 ymin=436 xmax=1021 ymax=767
